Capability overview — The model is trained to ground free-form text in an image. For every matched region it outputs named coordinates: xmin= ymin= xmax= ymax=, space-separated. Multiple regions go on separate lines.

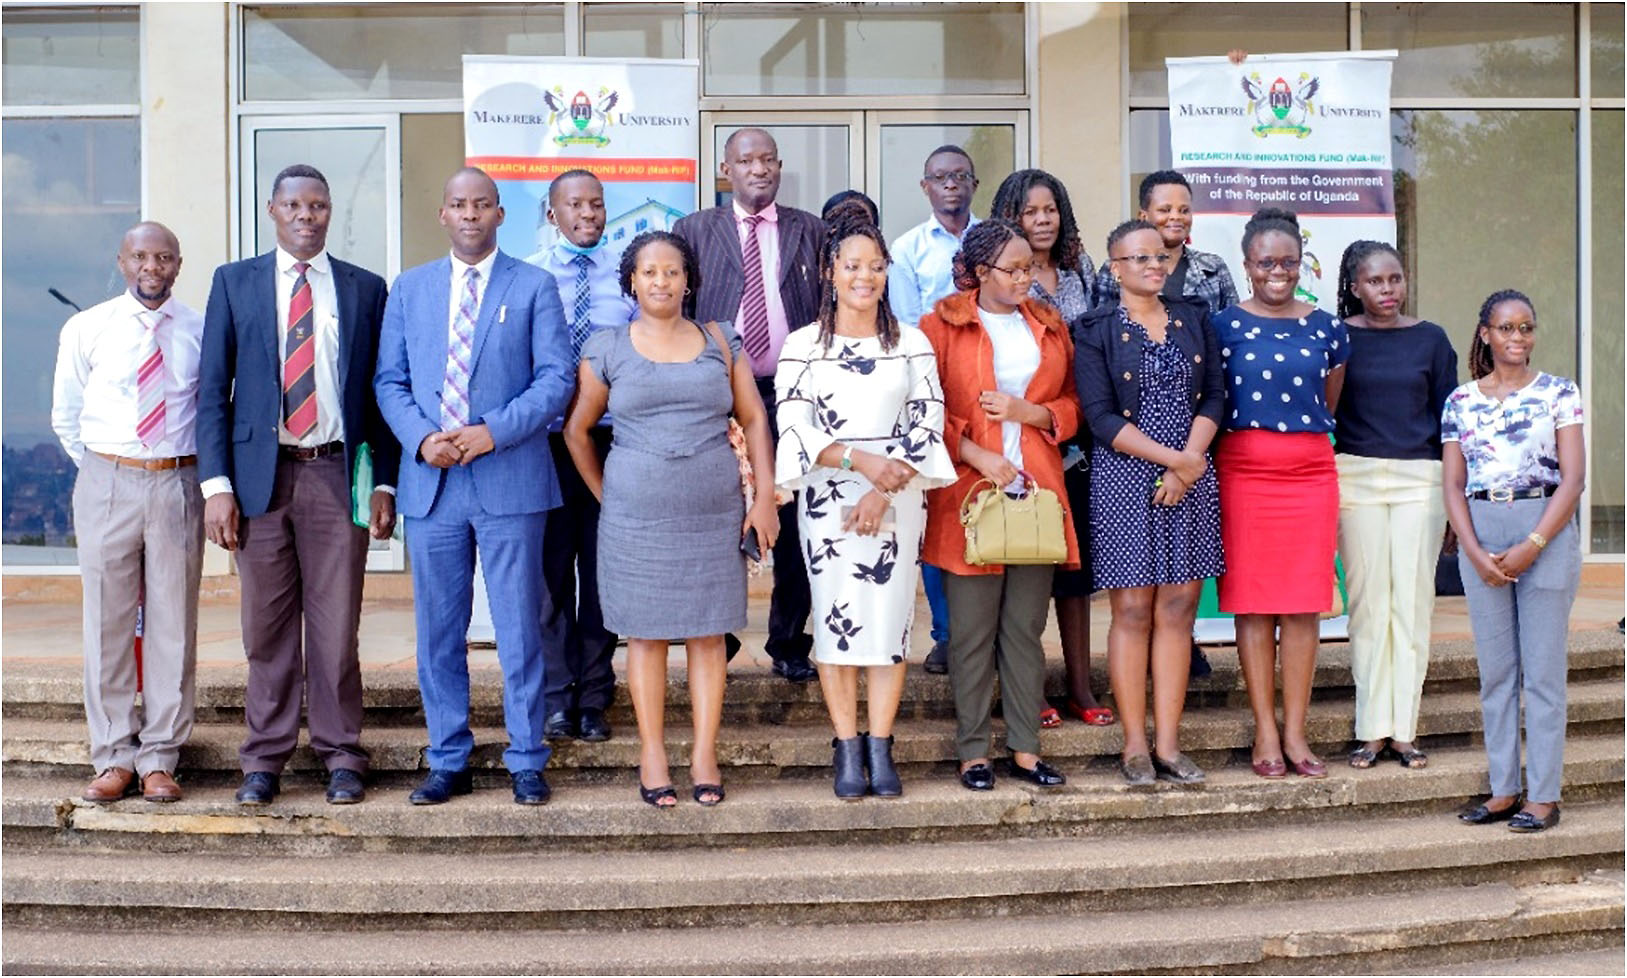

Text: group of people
xmin=53 ymin=127 xmax=1585 ymax=834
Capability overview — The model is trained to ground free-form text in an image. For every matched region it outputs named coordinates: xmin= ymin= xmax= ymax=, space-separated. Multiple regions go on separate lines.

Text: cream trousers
xmin=1336 ymin=455 xmax=1444 ymax=743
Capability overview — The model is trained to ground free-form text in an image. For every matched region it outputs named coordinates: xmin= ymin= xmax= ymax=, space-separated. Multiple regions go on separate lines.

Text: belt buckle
xmin=1489 ymin=487 xmax=1514 ymax=503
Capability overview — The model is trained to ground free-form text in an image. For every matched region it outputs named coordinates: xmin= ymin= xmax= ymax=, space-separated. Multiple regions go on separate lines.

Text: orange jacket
xmin=918 ymin=289 xmax=1081 ymax=575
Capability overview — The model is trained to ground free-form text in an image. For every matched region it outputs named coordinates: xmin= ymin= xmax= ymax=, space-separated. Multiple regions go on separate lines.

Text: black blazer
xmin=1073 ymin=296 xmax=1224 ymax=447
xmin=672 ymin=204 xmax=823 ymax=357
xmin=198 ymin=252 xmax=400 ymax=518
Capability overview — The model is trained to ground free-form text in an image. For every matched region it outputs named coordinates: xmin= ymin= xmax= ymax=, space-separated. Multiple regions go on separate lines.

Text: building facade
xmin=3 ymin=1 xmax=1621 ymax=573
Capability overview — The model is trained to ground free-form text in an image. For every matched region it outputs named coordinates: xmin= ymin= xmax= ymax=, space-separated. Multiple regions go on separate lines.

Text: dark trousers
xmin=541 ymin=428 xmax=617 ymax=714
xmin=756 ymin=375 xmax=813 ymax=662
xmin=236 ymin=453 xmax=369 ymax=775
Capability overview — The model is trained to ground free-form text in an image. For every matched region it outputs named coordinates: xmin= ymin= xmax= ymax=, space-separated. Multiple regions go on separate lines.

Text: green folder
xmin=351 ymin=442 xmax=373 ymax=529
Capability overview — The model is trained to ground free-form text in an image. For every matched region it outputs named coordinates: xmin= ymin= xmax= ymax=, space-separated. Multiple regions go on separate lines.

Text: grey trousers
xmin=943 ymin=564 xmax=1055 ymax=760
xmin=1459 ymin=496 xmax=1581 ymax=803
xmin=73 ymin=453 xmax=203 ymax=776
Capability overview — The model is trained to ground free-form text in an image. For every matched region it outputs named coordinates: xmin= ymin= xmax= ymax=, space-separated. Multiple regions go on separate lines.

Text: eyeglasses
xmin=989 ymin=264 xmax=1033 ymax=280
xmin=924 ymin=170 xmax=975 ymax=186
xmin=1111 ymin=253 xmax=1173 ymax=267
xmin=1250 ymin=257 xmax=1299 ymax=272
xmin=1489 ymin=322 xmax=1538 ymax=336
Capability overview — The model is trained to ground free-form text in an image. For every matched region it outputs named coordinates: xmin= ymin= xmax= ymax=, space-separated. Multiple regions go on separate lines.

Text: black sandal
xmin=692 ymin=783 xmax=725 ymax=807
xmin=1387 ymin=746 xmax=1429 ymax=769
xmin=1348 ymin=745 xmax=1381 ymax=769
xmin=639 ymin=783 xmax=677 ymax=808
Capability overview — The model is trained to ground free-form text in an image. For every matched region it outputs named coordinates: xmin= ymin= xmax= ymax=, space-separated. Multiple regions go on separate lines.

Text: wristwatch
xmin=1528 ymin=531 xmax=1548 ymax=550
xmin=840 ymin=445 xmax=855 ymax=471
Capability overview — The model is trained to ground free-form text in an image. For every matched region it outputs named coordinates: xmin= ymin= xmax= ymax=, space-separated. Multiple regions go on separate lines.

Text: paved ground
xmin=3 ymin=566 xmax=1620 ymax=675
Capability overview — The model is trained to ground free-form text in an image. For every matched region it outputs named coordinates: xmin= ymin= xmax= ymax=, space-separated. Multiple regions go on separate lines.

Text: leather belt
xmin=1470 ymin=485 xmax=1557 ymax=502
xmin=279 ymin=441 xmax=345 ymax=462
xmin=92 ymin=452 xmax=196 ymax=471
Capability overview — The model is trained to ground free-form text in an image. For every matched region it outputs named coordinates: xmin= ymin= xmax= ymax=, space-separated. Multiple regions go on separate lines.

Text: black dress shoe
xmin=576 ymin=708 xmax=611 ymax=743
xmin=1007 ymin=758 xmax=1067 ymax=787
xmin=1508 ymin=806 xmax=1560 ymax=833
xmin=959 ymin=762 xmax=994 ymax=791
xmin=772 ymin=658 xmax=818 ymax=684
xmin=409 ymin=769 xmax=473 ymax=805
xmin=922 ymin=641 xmax=949 ymax=675
xmin=544 ymin=710 xmax=577 ymax=740
xmin=235 ymin=771 xmax=280 ymax=806
xmin=1458 ymin=796 xmax=1521 ymax=824
xmin=511 ymin=769 xmax=551 ymax=806
xmin=325 ymin=768 xmax=365 ymax=805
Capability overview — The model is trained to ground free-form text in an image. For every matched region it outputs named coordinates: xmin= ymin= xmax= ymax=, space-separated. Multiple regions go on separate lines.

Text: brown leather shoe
xmin=82 ymin=767 xmax=137 ymax=802
xmin=141 ymin=770 xmax=183 ymax=803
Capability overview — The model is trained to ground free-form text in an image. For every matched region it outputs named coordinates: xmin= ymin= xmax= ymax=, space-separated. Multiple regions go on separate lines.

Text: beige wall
xmin=1035 ymin=2 xmax=1127 ymax=255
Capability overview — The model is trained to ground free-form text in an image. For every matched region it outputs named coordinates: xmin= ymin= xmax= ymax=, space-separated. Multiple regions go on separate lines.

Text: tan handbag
xmin=958 ymin=474 xmax=1067 ymax=566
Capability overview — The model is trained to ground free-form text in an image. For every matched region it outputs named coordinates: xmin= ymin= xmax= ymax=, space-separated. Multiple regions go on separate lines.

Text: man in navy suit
xmin=374 ymin=166 xmax=573 ymax=806
xmin=198 ymin=164 xmax=400 ymax=807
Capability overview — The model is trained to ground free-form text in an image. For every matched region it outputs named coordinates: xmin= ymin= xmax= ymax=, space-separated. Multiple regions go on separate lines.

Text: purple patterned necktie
xmin=738 ymin=214 xmax=771 ymax=363
xmin=442 ymin=266 xmax=479 ymax=430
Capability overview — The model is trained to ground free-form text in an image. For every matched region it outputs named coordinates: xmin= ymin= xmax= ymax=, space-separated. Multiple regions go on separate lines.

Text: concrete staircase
xmin=3 ymin=631 xmax=1623 ymax=975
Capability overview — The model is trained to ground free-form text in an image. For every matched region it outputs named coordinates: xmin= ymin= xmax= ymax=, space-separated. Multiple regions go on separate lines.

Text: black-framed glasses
xmin=1490 ymin=322 xmax=1538 ymax=336
xmin=1111 ymin=253 xmax=1173 ymax=267
xmin=1250 ymin=257 xmax=1299 ymax=272
xmin=924 ymin=170 xmax=975 ymax=186
xmin=989 ymin=264 xmax=1033 ymax=280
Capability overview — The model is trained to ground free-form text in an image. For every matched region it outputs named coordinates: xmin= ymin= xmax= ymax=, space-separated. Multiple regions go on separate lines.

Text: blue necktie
xmin=569 ymin=253 xmax=594 ymax=362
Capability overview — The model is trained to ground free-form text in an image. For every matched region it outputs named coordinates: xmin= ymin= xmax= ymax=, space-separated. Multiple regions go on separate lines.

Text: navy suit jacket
xmin=373 ymin=251 xmax=573 ymax=520
xmin=197 ymin=252 xmax=400 ymax=519
xmin=672 ymin=204 xmax=824 ymax=348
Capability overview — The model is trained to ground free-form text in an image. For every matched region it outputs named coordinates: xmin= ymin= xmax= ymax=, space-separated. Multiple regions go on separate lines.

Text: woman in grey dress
xmin=565 ymin=231 xmax=779 ymax=810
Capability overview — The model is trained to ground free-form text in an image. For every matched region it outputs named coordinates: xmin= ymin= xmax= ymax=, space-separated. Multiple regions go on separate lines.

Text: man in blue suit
xmin=198 ymin=164 xmax=400 ymax=807
xmin=374 ymin=166 xmax=573 ymax=806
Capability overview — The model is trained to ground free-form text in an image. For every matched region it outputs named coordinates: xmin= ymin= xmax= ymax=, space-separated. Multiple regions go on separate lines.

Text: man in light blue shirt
xmin=887 ymin=145 xmax=980 ymax=330
xmin=888 ymin=145 xmax=980 ymax=673
xmin=532 ymin=168 xmax=635 ymax=745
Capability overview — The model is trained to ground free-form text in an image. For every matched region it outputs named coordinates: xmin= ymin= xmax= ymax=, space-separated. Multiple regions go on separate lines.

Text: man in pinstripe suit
xmin=673 ymin=127 xmax=824 ymax=683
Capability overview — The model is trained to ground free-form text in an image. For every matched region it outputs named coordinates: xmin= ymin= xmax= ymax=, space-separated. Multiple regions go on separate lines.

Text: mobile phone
xmin=740 ymin=526 xmax=763 ymax=561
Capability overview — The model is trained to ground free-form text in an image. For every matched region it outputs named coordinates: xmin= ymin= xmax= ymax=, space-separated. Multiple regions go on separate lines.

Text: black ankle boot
xmin=863 ymin=733 xmax=902 ymax=797
xmin=832 ymin=736 xmax=868 ymax=799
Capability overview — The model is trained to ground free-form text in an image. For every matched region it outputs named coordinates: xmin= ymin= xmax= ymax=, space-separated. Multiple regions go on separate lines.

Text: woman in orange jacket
xmin=919 ymin=218 xmax=1082 ymax=792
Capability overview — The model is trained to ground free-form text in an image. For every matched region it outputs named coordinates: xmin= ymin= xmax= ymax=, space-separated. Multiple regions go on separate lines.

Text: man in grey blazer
xmin=673 ymin=127 xmax=823 ymax=683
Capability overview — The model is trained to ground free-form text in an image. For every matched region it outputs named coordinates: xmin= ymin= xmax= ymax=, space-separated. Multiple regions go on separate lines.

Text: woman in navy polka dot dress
xmin=1215 ymin=207 xmax=1350 ymax=781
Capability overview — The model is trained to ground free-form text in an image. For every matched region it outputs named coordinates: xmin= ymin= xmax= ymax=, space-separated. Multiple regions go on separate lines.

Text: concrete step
xmin=1 ymin=875 xmax=1620 ymax=975
xmin=4 ymin=737 xmax=1620 ymax=854
xmin=4 ymin=629 xmax=1621 ymax=725
xmin=3 ymin=801 xmax=1622 ymax=932
xmin=4 ymin=678 xmax=1622 ymax=781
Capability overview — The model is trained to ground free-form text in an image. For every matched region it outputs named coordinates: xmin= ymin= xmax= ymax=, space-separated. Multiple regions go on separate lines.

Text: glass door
xmin=866 ymin=111 xmax=1029 ymax=246
xmin=700 ymin=111 xmax=864 ymax=216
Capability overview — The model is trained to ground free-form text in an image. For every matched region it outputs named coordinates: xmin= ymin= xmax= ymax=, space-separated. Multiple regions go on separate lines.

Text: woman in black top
xmin=1075 ymin=220 xmax=1225 ymax=785
xmin=1332 ymin=240 xmax=1457 ymax=771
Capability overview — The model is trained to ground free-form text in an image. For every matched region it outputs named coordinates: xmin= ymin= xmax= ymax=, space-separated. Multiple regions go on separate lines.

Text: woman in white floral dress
xmin=775 ymin=215 xmax=955 ymax=800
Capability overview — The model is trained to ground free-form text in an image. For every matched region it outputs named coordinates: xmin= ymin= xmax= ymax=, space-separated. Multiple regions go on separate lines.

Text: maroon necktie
xmin=282 ymin=262 xmax=318 ymax=438
xmin=738 ymin=215 xmax=771 ymax=363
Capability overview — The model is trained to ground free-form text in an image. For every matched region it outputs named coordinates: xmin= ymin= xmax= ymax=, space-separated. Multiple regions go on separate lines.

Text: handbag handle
xmin=701 ymin=320 xmax=750 ymax=419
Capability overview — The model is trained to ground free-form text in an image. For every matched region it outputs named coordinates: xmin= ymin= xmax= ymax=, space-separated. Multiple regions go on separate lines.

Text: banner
xmin=1166 ymin=51 xmax=1397 ymax=313
xmin=460 ymin=56 xmax=699 ymax=643
xmin=462 ymin=55 xmax=699 ymax=267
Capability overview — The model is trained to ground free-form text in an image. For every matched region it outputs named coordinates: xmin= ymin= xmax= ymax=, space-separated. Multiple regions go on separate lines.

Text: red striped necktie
xmin=738 ymin=214 xmax=771 ymax=363
xmin=134 ymin=309 xmax=168 ymax=449
xmin=282 ymin=261 xmax=318 ymax=439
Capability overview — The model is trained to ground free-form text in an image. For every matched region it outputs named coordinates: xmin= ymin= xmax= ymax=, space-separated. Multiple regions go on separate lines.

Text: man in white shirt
xmin=51 ymin=222 xmax=203 ymax=804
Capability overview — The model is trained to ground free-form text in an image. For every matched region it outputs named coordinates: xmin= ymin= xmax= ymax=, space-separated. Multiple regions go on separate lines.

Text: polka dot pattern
xmin=1218 ymin=306 xmax=1349 ymax=433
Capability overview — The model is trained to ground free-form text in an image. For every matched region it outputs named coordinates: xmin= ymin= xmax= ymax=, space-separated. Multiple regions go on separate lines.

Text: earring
xmin=684 ymin=287 xmax=692 ymax=296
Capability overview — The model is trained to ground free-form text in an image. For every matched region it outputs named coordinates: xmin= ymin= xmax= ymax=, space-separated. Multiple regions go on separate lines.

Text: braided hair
xmin=1105 ymin=218 xmax=1159 ymax=256
xmin=1240 ymin=206 xmax=1301 ymax=259
xmin=1469 ymin=288 xmax=1536 ymax=380
xmin=988 ymin=169 xmax=1085 ymax=274
xmin=1335 ymin=239 xmax=1403 ymax=320
xmin=618 ymin=229 xmax=701 ymax=320
xmin=815 ymin=212 xmax=900 ymax=352
xmin=951 ymin=218 xmax=1026 ymax=292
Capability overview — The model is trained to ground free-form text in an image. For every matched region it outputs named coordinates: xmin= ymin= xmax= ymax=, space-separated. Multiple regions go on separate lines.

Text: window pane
xmin=701 ymin=2 xmax=1024 ymax=97
xmin=243 ymin=4 xmax=565 ymax=101
xmin=709 ymin=124 xmax=848 ymax=216
xmin=1361 ymin=3 xmax=1577 ymax=98
xmin=1393 ymin=110 xmax=1577 ymax=380
xmin=1128 ymin=3 xmax=1347 ymax=99
xmin=401 ymin=114 xmax=468 ymax=270
xmin=876 ymin=124 xmax=1015 ymax=247
xmin=1594 ymin=3 xmax=1625 ymax=99
xmin=2 ymin=118 xmax=141 ymax=565
xmin=584 ymin=2 xmax=684 ymax=59
xmin=1591 ymin=110 xmax=1623 ymax=552
xmin=1 ymin=5 xmax=140 ymax=106
xmin=252 ymin=127 xmax=389 ymax=275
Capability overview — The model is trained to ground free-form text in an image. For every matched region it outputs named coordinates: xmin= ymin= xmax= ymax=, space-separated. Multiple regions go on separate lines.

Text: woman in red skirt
xmin=1214 ymin=207 xmax=1350 ymax=779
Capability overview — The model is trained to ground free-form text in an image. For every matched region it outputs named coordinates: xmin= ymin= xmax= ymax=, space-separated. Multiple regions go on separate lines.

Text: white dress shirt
xmin=446 ymin=248 xmax=498 ymax=346
xmin=52 ymin=291 xmax=204 ymax=464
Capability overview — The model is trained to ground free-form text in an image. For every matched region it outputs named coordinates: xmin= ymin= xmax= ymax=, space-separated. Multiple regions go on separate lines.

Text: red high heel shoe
xmin=1064 ymin=700 xmax=1116 ymax=726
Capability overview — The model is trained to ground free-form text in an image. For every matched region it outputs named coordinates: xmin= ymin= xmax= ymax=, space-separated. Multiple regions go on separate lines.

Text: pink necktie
xmin=738 ymin=215 xmax=771 ymax=362
xmin=134 ymin=309 xmax=168 ymax=449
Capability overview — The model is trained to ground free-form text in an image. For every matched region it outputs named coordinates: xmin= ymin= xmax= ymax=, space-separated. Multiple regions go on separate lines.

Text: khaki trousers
xmin=1336 ymin=455 xmax=1443 ymax=743
xmin=73 ymin=453 xmax=203 ymax=775
xmin=943 ymin=564 xmax=1055 ymax=760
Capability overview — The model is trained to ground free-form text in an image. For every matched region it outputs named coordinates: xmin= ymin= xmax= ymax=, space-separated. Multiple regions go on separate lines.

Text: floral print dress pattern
xmin=1440 ymin=372 xmax=1584 ymax=494
xmin=774 ymin=326 xmax=956 ymax=666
